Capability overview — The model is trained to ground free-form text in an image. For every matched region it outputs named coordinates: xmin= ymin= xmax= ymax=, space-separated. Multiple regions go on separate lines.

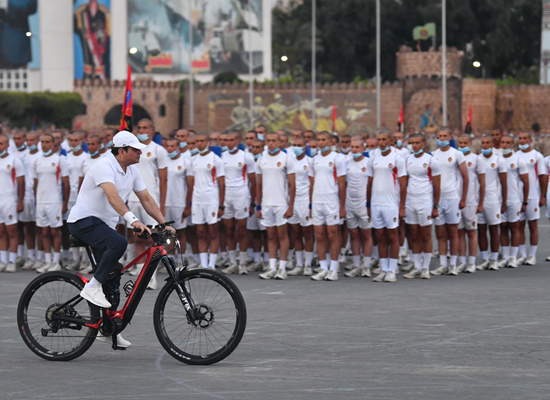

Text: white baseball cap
xmin=113 ymin=130 xmax=147 ymax=150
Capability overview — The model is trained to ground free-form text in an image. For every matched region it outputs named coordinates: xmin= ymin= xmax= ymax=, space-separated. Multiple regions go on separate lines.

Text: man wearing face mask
xmin=476 ymin=135 xmax=507 ymax=271
xmin=245 ymin=130 xmax=257 ymax=153
xmin=516 ymin=131 xmax=548 ymax=265
xmin=340 ymin=135 xmax=352 ymax=157
xmin=394 ymin=131 xmax=410 ymax=159
xmin=308 ymin=139 xmax=318 ymax=157
xmin=104 ymin=128 xmax=116 ymax=150
xmin=491 ymin=129 xmax=503 ymax=156
xmin=255 ymin=125 xmax=267 ymax=141
xmin=81 ymin=135 xmax=104 ymax=177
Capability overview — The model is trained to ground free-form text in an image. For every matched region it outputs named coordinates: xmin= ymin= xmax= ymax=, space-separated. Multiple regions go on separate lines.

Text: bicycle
xmin=17 ymin=222 xmax=247 ymax=365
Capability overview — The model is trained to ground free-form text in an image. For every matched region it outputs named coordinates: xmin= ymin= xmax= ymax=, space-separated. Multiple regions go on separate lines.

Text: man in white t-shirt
xmin=81 ymin=135 xmax=103 ymax=178
xmin=491 ymin=129 xmax=503 ymax=156
xmin=500 ymin=135 xmax=529 ymax=269
xmin=221 ymin=131 xmax=256 ymax=275
xmin=367 ymin=130 xmax=407 ymax=282
xmin=431 ymin=128 xmax=469 ymax=276
xmin=127 ymin=119 xmax=168 ymax=289
xmin=343 ymin=137 xmax=373 ymax=278
xmin=32 ymin=134 xmax=69 ymax=273
xmin=516 ymin=131 xmax=548 ymax=265
xmin=12 ymin=131 xmax=28 ymax=267
xmin=309 ymin=131 xmax=346 ymax=281
xmin=0 ymin=135 xmax=25 ymax=272
xmin=477 ymin=135 xmax=507 ymax=271
xmin=186 ymin=133 xmax=225 ymax=270
xmin=256 ymin=133 xmax=296 ymax=279
xmin=393 ymin=131 xmax=411 ymax=265
xmin=402 ymin=133 xmax=440 ymax=279
xmin=456 ymin=134 xmax=485 ymax=274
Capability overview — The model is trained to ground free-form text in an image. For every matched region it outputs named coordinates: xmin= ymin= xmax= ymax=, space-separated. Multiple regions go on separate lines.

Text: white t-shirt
xmin=368 ymin=148 xmax=407 ymax=207
xmin=166 ymin=156 xmax=190 ymax=208
xmin=292 ymin=155 xmax=311 ymax=204
xmin=396 ymin=146 xmax=411 ymax=159
xmin=461 ymin=152 xmax=485 ymax=206
xmin=82 ymin=155 xmax=103 ymax=175
xmin=479 ymin=153 xmax=506 ymax=205
xmin=503 ymin=153 xmax=528 ymax=205
xmin=310 ymin=151 xmax=346 ymax=204
xmin=128 ymin=141 xmax=168 ymax=204
xmin=433 ymin=147 xmax=466 ymax=200
xmin=345 ymin=156 xmax=369 ymax=208
xmin=66 ymin=152 xmax=89 ymax=202
xmin=516 ymin=149 xmax=548 ymax=200
xmin=21 ymin=150 xmax=41 ymax=200
xmin=257 ymin=150 xmax=294 ymax=207
xmin=0 ymin=154 xmax=25 ymax=204
xmin=222 ymin=149 xmax=256 ymax=199
xmin=405 ymin=152 xmax=441 ymax=199
xmin=188 ymin=151 xmax=225 ymax=205
xmin=68 ymin=156 xmax=146 ymax=229
xmin=32 ymin=154 xmax=69 ymax=204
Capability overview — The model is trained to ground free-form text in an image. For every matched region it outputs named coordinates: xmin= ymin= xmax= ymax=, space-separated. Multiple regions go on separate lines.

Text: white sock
xmin=458 ymin=256 xmax=466 ymax=265
xmin=305 ymin=251 xmax=314 ymax=267
xmin=519 ymin=244 xmax=527 ymax=257
xmin=288 ymin=248 xmax=295 ymax=261
xmin=351 ymin=255 xmax=360 ymax=267
xmin=362 ymin=256 xmax=371 ymax=268
xmin=279 ymin=260 xmax=287 ymax=270
xmin=340 ymin=247 xmax=346 ymax=256
xmin=269 ymin=258 xmax=277 ymax=271
xmin=450 ymin=255 xmax=457 ymax=266
xmin=17 ymin=244 xmax=24 ymax=257
xmin=372 ymin=245 xmax=379 ymax=260
xmin=295 ymin=250 xmax=304 ymax=267
xmin=510 ymin=247 xmax=519 ymax=260
xmin=481 ymin=250 xmax=489 ymax=261
xmin=53 ymin=252 xmax=61 ymax=264
xmin=45 ymin=252 xmax=52 ymax=264
xmin=422 ymin=252 xmax=431 ymax=271
xmin=490 ymin=252 xmax=498 ymax=261
xmin=329 ymin=259 xmax=339 ymax=272
xmin=228 ymin=250 xmax=237 ymax=265
xmin=87 ymin=277 xmax=101 ymax=289
xmin=529 ymin=245 xmax=538 ymax=257
xmin=193 ymin=253 xmax=200 ymax=263
xmin=208 ymin=253 xmax=218 ymax=269
xmin=247 ymin=248 xmax=254 ymax=258
xmin=70 ymin=247 xmax=81 ymax=261
xmin=388 ymin=258 xmax=398 ymax=273
xmin=468 ymin=256 xmax=476 ymax=265
xmin=439 ymin=255 xmax=448 ymax=267
xmin=380 ymin=258 xmax=389 ymax=272
xmin=408 ymin=249 xmax=413 ymax=261
xmin=62 ymin=249 xmax=70 ymax=259
xmin=199 ymin=253 xmax=208 ymax=268
xmin=27 ymin=249 xmax=36 ymax=260
xmin=239 ymin=251 xmax=247 ymax=265
xmin=127 ymin=243 xmax=135 ymax=259
xmin=37 ymin=250 xmax=44 ymax=261
xmin=220 ymin=251 xmax=228 ymax=260
xmin=502 ymin=246 xmax=510 ymax=259
xmin=9 ymin=252 xmax=16 ymax=263
xmin=413 ymin=253 xmax=422 ymax=271
xmin=319 ymin=259 xmax=328 ymax=271
xmin=253 ymin=252 xmax=261 ymax=263
xmin=263 ymin=252 xmax=269 ymax=262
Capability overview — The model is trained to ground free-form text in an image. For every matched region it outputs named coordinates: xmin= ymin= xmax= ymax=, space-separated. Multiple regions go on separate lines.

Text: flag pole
xmin=249 ymin=0 xmax=253 ymax=130
xmin=442 ymin=0 xmax=447 ymax=127
xmin=376 ymin=0 xmax=381 ymax=131
xmin=312 ymin=0 xmax=316 ymax=131
xmin=189 ymin=7 xmax=194 ymax=127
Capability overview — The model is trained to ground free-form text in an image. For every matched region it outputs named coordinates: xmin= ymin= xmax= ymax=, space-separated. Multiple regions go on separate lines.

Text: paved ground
xmin=3 ymin=232 xmax=550 ymax=399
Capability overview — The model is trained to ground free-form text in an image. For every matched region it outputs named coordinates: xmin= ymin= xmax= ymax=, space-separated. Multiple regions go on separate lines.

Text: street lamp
xmin=281 ymin=55 xmax=288 ymax=62
xmin=26 ymin=31 xmax=32 ymax=37
xmin=473 ymin=61 xmax=481 ymax=68
xmin=129 ymin=47 xmax=138 ymax=55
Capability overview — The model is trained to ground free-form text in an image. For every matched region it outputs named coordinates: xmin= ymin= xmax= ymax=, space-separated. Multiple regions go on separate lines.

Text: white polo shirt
xmin=68 ymin=155 xmax=146 ymax=229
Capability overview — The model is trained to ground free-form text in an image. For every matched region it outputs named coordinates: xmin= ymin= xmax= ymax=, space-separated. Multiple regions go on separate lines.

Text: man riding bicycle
xmin=67 ymin=131 xmax=175 ymax=345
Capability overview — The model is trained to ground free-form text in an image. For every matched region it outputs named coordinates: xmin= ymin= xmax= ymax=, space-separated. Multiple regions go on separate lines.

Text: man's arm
xmin=499 ymin=172 xmax=507 ymax=213
xmin=458 ymin=162 xmax=469 ymax=209
xmin=16 ymin=176 xmax=25 ymax=213
xmin=431 ymin=175 xmax=440 ymax=218
xmin=285 ymin=173 xmax=296 ymax=218
xmin=398 ymin=176 xmax=407 ymax=218
xmin=99 ymin=182 xmax=151 ymax=233
xmin=33 ymin=178 xmax=37 ymax=200
xmin=248 ymin=172 xmax=256 ymax=213
xmin=256 ymin=174 xmax=263 ymax=219
xmin=158 ymin=167 xmax=167 ymax=215
xmin=520 ymin=173 xmax=530 ymax=213
xmin=477 ymin=174 xmax=486 ymax=213
xmin=183 ymin=176 xmax=194 ymax=218
xmin=217 ymin=176 xmax=225 ymax=218
xmin=62 ymin=177 xmax=70 ymax=214
xmin=539 ymin=174 xmax=548 ymax=207
xmin=338 ymin=175 xmax=346 ymax=218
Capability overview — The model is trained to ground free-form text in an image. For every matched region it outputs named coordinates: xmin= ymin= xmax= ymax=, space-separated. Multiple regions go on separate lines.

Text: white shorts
xmin=434 ymin=198 xmax=461 ymax=226
xmin=0 ymin=201 xmax=18 ymax=226
xmin=127 ymin=201 xmax=157 ymax=228
xmin=478 ymin=203 xmax=501 ymax=226
xmin=260 ymin=206 xmax=287 ymax=228
xmin=459 ymin=205 xmax=478 ymax=230
xmin=165 ymin=206 xmax=186 ymax=230
xmin=223 ymin=197 xmax=250 ymax=220
xmin=19 ymin=198 xmax=35 ymax=223
xmin=312 ymin=203 xmax=340 ymax=226
xmin=247 ymin=213 xmax=266 ymax=231
xmin=405 ymin=199 xmax=433 ymax=227
xmin=346 ymin=205 xmax=371 ymax=230
xmin=186 ymin=215 xmax=194 ymax=227
xmin=63 ymin=200 xmax=76 ymax=221
xmin=502 ymin=203 xmax=521 ymax=224
xmin=288 ymin=202 xmax=313 ymax=227
xmin=36 ymin=203 xmax=63 ymax=228
xmin=519 ymin=198 xmax=540 ymax=221
xmin=371 ymin=205 xmax=399 ymax=230
xmin=192 ymin=203 xmax=219 ymax=225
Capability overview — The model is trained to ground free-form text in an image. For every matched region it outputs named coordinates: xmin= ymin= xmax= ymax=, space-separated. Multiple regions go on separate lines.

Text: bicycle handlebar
xmin=132 ymin=220 xmax=176 ymax=242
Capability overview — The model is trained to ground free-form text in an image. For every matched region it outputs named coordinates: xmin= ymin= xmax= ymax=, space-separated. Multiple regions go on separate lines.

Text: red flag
xmin=398 ymin=104 xmax=404 ymax=132
xmin=465 ymin=105 xmax=472 ymax=134
xmin=119 ymin=66 xmax=133 ymax=131
xmin=331 ymin=103 xmax=336 ymax=133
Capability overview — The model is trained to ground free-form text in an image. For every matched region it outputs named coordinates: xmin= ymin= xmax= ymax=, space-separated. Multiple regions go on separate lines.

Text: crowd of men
xmin=0 ymin=121 xmax=548 ymax=287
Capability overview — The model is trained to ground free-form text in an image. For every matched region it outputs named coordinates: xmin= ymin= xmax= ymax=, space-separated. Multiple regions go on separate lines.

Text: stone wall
xmin=396 ymin=46 xmax=463 ymax=79
xmin=495 ymin=85 xmax=550 ymax=131
xmin=462 ymin=79 xmax=497 ymax=130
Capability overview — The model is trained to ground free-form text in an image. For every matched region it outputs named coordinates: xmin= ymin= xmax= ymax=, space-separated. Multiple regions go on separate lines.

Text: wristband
xmin=256 ymin=205 xmax=262 ymax=211
xmin=523 ymin=201 xmax=528 ymax=205
xmin=219 ymin=206 xmax=225 ymax=211
xmin=366 ymin=202 xmax=371 ymax=208
xmin=251 ymin=202 xmax=256 ymax=208
xmin=124 ymin=211 xmax=139 ymax=225
xmin=308 ymin=203 xmax=312 ymax=210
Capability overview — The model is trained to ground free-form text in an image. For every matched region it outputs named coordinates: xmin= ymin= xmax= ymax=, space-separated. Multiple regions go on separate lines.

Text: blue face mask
xmin=437 ymin=139 xmax=450 ymax=147
xmin=268 ymin=148 xmax=280 ymax=155
xmin=458 ymin=146 xmax=469 ymax=154
xmin=310 ymin=149 xmax=318 ymax=157
xmin=43 ymin=149 xmax=52 ymax=156
xmin=70 ymin=144 xmax=81 ymax=153
xmin=367 ymin=149 xmax=374 ymax=155
xmin=257 ymin=134 xmax=264 ymax=141
xmin=168 ymin=150 xmax=179 ymax=159
xmin=352 ymin=152 xmax=362 ymax=159
xmin=470 ymin=134 xmax=475 ymax=139
xmin=519 ymin=144 xmax=529 ymax=151
xmin=413 ymin=149 xmax=423 ymax=155
xmin=320 ymin=146 xmax=330 ymax=153
xmin=396 ymin=140 xmax=403 ymax=147
xmin=331 ymin=145 xmax=338 ymax=152
xmin=29 ymin=144 xmax=37 ymax=151
xmin=0 ymin=150 xmax=6 ymax=157
xmin=502 ymin=148 xmax=513 ymax=155
xmin=100 ymin=143 xmax=105 ymax=150
xmin=90 ymin=150 xmax=99 ymax=157
xmin=106 ymin=140 xmax=113 ymax=148
xmin=190 ymin=148 xmax=199 ymax=156
xmin=481 ymin=148 xmax=492 ymax=155
xmin=137 ymin=133 xmax=149 ymax=142
xmin=221 ymin=146 xmax=228 ymax=152
xmin=179 ymin=141 xmax=187 ymax=148
xmin=293 ymin=147 xmax=304 ymax=157
xmin=254 ymin=153 xmax=261 ymax=161
xmin=17 ymin=144 xmax=26 ymax=151
xmin=199 ymin=147 xmax=209 ymax=155
xmin=380 ymin=146 xmax=389 ymax=152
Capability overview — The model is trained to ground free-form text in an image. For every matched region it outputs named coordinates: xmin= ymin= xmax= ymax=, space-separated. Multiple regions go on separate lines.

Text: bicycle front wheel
xmin=154 ymin=268 xmax=247 ymax=365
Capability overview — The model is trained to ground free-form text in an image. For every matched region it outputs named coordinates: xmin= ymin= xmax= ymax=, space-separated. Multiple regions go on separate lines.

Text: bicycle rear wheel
xmin=154 ymin=268 xmax=247 ymax=365
xmin=17 ymin=271 xmax=100 ymax=361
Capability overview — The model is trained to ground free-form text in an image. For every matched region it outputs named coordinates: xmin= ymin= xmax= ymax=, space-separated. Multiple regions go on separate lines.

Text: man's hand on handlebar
xmin=164 ymin=225 xmax=176 ymax=234
xmin=131 ymin=221 xmax=152 ymax=236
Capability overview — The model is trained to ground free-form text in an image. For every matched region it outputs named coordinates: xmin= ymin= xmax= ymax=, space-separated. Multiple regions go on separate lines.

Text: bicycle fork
xmin=161 ymin=256 xmax=199 ymax=321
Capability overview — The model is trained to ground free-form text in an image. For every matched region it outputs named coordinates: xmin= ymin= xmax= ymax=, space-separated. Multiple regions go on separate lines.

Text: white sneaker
xmin=516 ymin=256 xmax=527 ymax=265
xmin=372 ymin=272 xmax=386 ymax=282
xmin=395 ymin=266 xmax=400 ymax=275
xmin=97 ymin=333 xmax=131 ymax=348
xmin=32 ymin=259 xmax=45 ymax=271
xmin=36 ymin=262 xmax=51 ymax=274
xmin=61 ymin=257 xmax=70 ymax=268
xmin=344 ymin=266 xmax=360 ymax=278
xmin=313 ymin=266 xmax=322 ymax=273
xmin=338 ymin=254 xmax=347 ymax=264
xmin=430 ymin=266 xmax=448 ymax=276
xmin=288 ymin=266 xmax=304 ymax=276
xmin=311 ymin=269 xmax=328 ymax=281
xmin=147 ymin=273 xmax=158 ymax=290
xmin=303 ymin=266 xmax=313 ymax=276
xmin=222 ymin=264 xmax=239 ymax=275
xmin=497 ymin=258 xmax=509 ymax=269
xmin=80 ymin=284 xmax=112 ymax=308
xmin=456 ymin=263 xmax=466 ymax=273
xmin=215 ymin=256 xmax=228 ymax=268
xmin=259 ymin=268 xmax=277 ymax=280
xmin=384 ymin=271 xmax=397 ymax=282
xmin=370 ymin=259 xmax=379 ymax=268
xmin=476 ymin=260 xmax=489 ymax=271
xmin=403 ymin=269 xmax=421 ymax=279
xmin=431 ymin=249 xmax=439 ymax=259
xmin=508 ymin=258 xmax=519 ymax=268
xmin=65 ymin=259 xmax=79 ymax=270
xmin=274 ymin=267 xmax=288 ymax=280
xmin=129 ymin=264 xmax=142 ymax=276
xmin=5 ymin=262 xmax=16 ymax=273
xmin=21 ymin=258 xmax=36 ymax=270
xmin=524 ymin=255 xmax=537 ymax=266
xmin=397 ymin=255 xmax=404 ymax=266
xmin=48 ymin=263 xmax=62 ymax=272
xmin=345 ymin=264 xmax=355 ymax=271
xmin=79 ymin=263 xmax=93 ymax=274
xmin=238 ymin=263 xmax=248 ymax=275
xmin=447 ymin=265 xmax=458 ymax=276
xmin=401 ymin=262 xmax=415 ymax=272
xmin=15 ymin=256 xmax=24 ymax=268
xmin=285 ymin=259 xmax=295 ymax=270
xmin=420 ymin=269 xmax=430 ymax=279
xmin=325 ymin=270 xmax=338 ymax=281
xmin=372 ymin=267 xmax=381 ymax=275
xmin=245 ymin=255 xmax=254 ymax=265
xmin=360 ymin=266 xmax=371 ymax=277
xmin=465 ymin=263 xmax=477 ymax=273
xmin=246 ymin=262 xmax=263 ymax=272
xmin=487 ymin=260 xmax=499 ymax=271
xmin=187 ymin=258 xmax=201 ymax=269
xmin=546 ymin=255 xmax=550 ymax=262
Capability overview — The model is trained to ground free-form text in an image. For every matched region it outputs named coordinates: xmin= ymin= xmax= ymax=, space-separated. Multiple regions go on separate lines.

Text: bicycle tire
xmin=17 ymin=271 xmax=100 ymax=361
xmin=153 ymin=268 xmax=247 ymax=365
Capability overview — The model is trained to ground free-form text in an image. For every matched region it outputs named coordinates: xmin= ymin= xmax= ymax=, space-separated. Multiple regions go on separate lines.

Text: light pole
xmin=249 ymin=0 xmax=253 ymax=130
xmin=441 ymin=0 xmax=447 ymax=127
xmin=311 ymin=0 xmax=316 ymax=131
xmin=376 ymin=0 xmax=381 ymax=130
xmin=188 ymin=9 xmax=194 ymax=127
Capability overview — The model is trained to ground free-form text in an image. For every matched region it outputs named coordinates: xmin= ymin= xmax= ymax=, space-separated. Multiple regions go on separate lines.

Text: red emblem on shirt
xmin=6 ymin=164 xmax=10 ymax=169
xmin=448 ymin=157 xmax=453 ymax=162
xmin=388 ymin=163 xmax=393 ymax=169
xmin=277 ymin=162 xmax=282 ymax=167
xmin=491 ymin=163 xmax=495 ymax=168
xmin=238 ymin=162 xmax=243 ymax=167
xmin=329 ymin=162 xmax=333 ymax=167
xmin=51 ymin=163 xmax=56 ymax=167
xmin=147 ymin=152 xmax=152 ymax=157
xmin=304 ymin=165 xmax=308 ymax=170
xmin=362 ymin=167 xmax=366 ymax=172
xmin=468 ymin=162 xmax=472 ymax=167
xmin=531 ymin=159 xmax=535 ymax=164
xmin=178 ymin=165 xmax=183 ymax=171
xmin=207 ymin=164 xmax=211 ymax=169
xmin=423 ymin=163 xmax=427 ymax=168
xmin=496 ymin=214 xmax=500 ymax=219
xmin=511 ymin=163 xmax=515 ymax=169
